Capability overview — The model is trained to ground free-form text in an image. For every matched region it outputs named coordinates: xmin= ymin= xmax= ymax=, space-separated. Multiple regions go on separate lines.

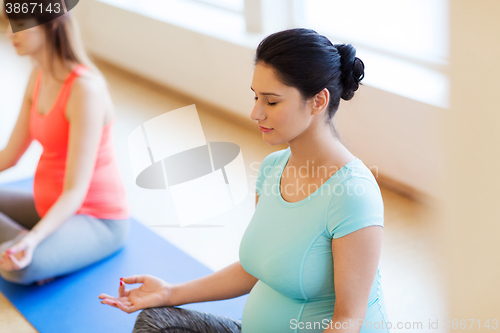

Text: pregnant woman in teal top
xmin=100 ymin=28 xmax=389 ymax=333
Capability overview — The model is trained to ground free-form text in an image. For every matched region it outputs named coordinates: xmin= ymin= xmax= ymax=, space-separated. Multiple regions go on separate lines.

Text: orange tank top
xmin=30 ymin=64 xmax=130 ymax=219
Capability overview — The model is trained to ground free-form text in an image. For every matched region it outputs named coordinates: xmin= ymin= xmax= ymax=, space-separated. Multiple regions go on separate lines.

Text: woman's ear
xmin=311 ymin=88 xmax=330 ymax=116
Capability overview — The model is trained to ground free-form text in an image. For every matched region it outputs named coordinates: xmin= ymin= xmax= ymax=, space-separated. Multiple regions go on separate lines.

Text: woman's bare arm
xmin=322 ymin=226 xmax=383 ymax=333
xmin=0 ymin=68 xmax=38 ymax=172
xmin=170 ymin=260 xmax=258 ymax=306
xmin=100 ymin=261 xmax=258 ymax=313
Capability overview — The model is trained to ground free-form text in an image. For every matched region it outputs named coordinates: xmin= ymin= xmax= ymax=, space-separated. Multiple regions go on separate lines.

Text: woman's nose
xmin=250 ymin=102 xmax=265 ymax=122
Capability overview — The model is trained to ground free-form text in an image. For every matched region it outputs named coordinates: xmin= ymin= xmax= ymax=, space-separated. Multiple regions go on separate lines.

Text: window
xmin=96 ymin=0 xmax=247 ymax=44
xmin=190 ymin=0 xmax=243 ymax=13
xmin=299 ymin=0 xmax=449 ymax=68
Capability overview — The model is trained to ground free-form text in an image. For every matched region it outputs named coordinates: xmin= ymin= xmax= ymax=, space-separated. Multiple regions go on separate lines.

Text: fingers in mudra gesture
xmin=98 ymin=275 xmax=174 ymax=313
xmin=0 ymin=230 xmax=33 ymax=271
xmin=0 ymin=249 xmax=25 ymax=271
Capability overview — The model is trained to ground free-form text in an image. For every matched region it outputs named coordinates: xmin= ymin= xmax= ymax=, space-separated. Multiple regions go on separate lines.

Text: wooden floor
xmin=0 ymin=33 xmax=448 ymax=332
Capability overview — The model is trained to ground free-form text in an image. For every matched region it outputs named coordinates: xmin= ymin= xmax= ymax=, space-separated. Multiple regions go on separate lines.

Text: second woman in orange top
xmin=0 ymin=3 xmax=130 ymax=285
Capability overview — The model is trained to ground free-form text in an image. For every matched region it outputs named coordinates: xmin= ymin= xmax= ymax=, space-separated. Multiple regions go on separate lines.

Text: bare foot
xmin=36 ymin=277 xmax=55 ymax=286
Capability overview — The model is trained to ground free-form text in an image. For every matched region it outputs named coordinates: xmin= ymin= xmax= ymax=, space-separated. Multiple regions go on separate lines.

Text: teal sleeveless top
xmin=239 ymin=148 xmax=390 ymax=332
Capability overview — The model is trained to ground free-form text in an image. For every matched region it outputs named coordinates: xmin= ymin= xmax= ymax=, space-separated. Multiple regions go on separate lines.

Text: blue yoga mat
xmin=0 ymin=178 xmax=247 ymax=333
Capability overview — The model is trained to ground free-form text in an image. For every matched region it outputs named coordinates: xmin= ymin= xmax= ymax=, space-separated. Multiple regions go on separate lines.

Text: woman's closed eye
xmin=254 ymin=96 xmax=277 ymax=106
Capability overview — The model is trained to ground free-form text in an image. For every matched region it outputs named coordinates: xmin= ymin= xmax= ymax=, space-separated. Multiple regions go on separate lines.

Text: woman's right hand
xmin=98 ymin=275 xmax=175 ymax=313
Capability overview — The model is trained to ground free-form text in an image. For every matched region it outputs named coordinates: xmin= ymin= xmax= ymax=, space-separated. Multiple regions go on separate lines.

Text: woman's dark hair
xmin=255 ymin=28 xmax=365 ymax=138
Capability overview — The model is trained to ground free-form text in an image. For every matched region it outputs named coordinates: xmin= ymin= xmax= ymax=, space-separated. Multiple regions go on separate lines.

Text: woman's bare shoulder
xmin=75 ymin=69 xmax=107 ymax=91
xmin=67 ymin=68 xmax=113 ymax=122
xmin=70 ymin=68 xmax=111 ymax=105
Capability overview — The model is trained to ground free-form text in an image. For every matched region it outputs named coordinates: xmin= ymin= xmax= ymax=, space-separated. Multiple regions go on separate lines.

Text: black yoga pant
xmin=133 ymin=306 xmax=242 ymax=333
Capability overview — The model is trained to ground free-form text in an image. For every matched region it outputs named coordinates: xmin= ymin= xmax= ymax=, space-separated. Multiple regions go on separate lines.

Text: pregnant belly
xmin=242 ymin=281 xmax=335 ymax=333
xmin=33 ymin=157 xmax=66 ymax=215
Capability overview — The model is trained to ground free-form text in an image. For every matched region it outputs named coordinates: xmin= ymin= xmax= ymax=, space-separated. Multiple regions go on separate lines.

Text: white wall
xmin=439 ymin=0 xmax=500 ymax=323
xmin=74 ymin=0 xmax=445 ymax=203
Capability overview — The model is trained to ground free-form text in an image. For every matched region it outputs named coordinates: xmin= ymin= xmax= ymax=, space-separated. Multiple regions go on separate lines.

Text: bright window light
xmin=192 ymin=0 xmax=244 ymax=12
xmin=302 ymin=0 xmax=449 ymax=65
xmin=103 ymin=0 xmax=243 ymax=12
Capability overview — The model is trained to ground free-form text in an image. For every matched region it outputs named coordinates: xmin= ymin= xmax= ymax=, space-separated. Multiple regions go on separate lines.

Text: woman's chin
xmin=14 ymin=48 xmax=25 ymax=56
xmin=13 ymin=46 xmax=30 ymax=56
xmin=262 ymin=136 xmax=284 ymax=146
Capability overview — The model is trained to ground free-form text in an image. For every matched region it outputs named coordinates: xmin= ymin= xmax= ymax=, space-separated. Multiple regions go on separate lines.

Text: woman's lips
xmin=259 ymin=126 xmax=273 ymax=133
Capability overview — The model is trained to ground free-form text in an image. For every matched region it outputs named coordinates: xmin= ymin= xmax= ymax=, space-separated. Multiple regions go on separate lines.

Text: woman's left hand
xmin=0 ymin=231 xmax=37 ymax=271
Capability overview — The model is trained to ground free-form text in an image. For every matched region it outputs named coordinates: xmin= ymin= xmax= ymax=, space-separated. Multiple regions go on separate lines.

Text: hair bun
xmin=333 ymin=44 xmax=365 ymax=101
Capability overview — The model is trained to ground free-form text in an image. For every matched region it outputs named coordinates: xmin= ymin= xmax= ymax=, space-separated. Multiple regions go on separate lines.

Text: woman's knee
xmin=0 ymin=267 xmax=35 ymax=285
xmin=104 ymin=218 xmax=130 ymax=249
xmin=133 ymin=306 xmax=241 ymax=333
xmin=116 ymin=218 xmax=130 ymax=246
xmin=133 ymin=307 xmax=179 ymax=333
